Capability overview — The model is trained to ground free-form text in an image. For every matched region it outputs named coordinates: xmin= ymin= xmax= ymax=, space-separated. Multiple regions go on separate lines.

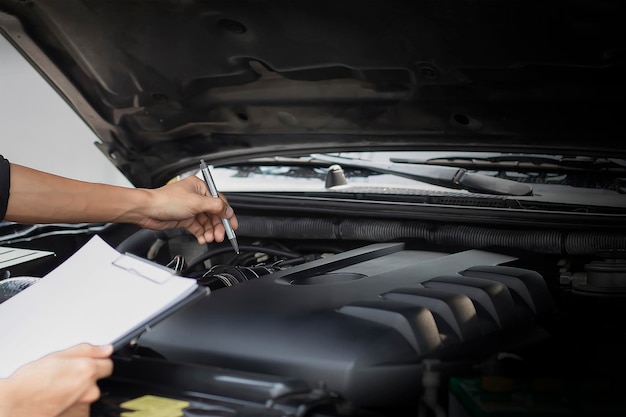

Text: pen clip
xmin=112 ymin=252 xmax=174 ymax=284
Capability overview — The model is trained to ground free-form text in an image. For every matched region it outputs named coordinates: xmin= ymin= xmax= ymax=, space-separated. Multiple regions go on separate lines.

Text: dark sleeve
xmin=0 ymin=154 xmax=10 ymax=220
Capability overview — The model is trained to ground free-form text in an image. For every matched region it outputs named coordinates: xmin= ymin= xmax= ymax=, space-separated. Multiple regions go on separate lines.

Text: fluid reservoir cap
xmin=325 ymin=164 xmax=347 ymax=188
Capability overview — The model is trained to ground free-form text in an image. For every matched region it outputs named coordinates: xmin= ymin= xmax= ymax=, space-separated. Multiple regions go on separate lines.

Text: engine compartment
xmin=2 ymin=217 xmax=625 ymax=416
xmin=104 ymin=217 xmax=626 ymax=416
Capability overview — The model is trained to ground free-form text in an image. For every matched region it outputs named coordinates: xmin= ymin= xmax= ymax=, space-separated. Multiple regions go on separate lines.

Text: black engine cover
xmin=137 ymin=242 xmax=553 ymax=406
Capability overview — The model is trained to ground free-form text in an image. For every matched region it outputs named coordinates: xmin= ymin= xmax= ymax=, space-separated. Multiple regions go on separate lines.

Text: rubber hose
xmin=236 ymin=215 xmax=625 ymax=255
xmin=565 ymin=232 xmax=626 ymax=255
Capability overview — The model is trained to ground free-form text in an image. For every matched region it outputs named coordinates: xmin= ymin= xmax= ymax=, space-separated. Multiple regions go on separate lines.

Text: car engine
xmin=72 ymin=212 xmax=624 ymax=417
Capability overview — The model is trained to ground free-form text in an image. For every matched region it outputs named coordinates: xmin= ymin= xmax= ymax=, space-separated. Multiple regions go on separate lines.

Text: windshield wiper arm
xmin=311 ymin=154 xmax=533 ymax=196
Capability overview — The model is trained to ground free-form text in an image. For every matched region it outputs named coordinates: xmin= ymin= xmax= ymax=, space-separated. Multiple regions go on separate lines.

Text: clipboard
xmin=0 ymin=235 xmax=208 ymax=378
xmin=111 ymin=285 xmax=207 ymax=351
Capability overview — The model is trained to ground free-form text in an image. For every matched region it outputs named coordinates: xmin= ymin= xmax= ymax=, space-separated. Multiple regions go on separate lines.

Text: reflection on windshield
xmin=208 ymin=166 xmax=448 ymax=193
xmin=205 ymin=151 xmax=504 ymax=192
xmin=179 ymin=151 xmax=625 ymax=205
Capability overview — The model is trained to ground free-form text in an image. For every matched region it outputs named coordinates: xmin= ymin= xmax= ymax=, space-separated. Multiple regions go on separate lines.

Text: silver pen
xmin=199 ymin=159 xmax=240 ymax=254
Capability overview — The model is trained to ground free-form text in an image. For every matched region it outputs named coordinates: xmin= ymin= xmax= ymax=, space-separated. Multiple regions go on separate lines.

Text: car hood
xmin=1 ymin=0 xmax=625 ymax=186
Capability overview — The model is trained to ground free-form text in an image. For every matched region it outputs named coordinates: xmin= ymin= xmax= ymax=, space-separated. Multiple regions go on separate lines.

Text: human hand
xmin=55 ymin=403 xmax=90 ymax=417
xmin=135 ymin=175 xmax=239 ymax=245
xmin=0 ymin=344 xmax=113 ymax=417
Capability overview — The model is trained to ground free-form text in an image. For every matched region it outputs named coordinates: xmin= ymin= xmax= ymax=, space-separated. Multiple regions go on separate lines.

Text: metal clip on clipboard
xmin=112 ymin=252 xmax=175 ymax=284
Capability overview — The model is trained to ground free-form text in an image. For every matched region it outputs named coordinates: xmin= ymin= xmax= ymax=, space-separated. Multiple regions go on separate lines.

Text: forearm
xmin=3 ymin=162 xmax=236 ymax=243
xmin=5 ymin=163 xmax=151 ymax=225
xmin=0 ymin=379 xmax=35 ymax=417
xmin=0 ymin=378 xmax=15 ymax=417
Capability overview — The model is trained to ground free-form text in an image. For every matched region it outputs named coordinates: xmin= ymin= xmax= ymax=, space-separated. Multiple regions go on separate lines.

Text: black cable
xmin=183 ymin=245 xmax=302 ymax=275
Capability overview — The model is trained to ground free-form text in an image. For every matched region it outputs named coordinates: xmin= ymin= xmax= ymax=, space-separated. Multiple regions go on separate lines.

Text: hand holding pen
xmin=199 ymin=160 xmax=240 ymax=254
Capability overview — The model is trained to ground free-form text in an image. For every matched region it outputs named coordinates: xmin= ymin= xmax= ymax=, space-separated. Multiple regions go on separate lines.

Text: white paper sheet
xmin=0 ymin=235 xmax=200 ymax=378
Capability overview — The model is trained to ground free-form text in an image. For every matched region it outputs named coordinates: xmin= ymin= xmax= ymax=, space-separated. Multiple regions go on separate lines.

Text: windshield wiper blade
xmin=390 ymin=155 xmax=626 ymax=172
xmin=311 ymin=154 xmax=533 ymax=196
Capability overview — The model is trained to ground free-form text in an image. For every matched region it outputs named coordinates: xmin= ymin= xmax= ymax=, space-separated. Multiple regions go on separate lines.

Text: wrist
xmin=116 ymin=188 xmax=154 ymax=226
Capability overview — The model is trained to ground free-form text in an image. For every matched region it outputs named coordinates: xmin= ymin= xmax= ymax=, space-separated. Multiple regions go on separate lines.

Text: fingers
xmin=56 ymin=403 xmax=91 ymax=417
xmin=189 ymin=179 xmax=239 ymax=244
xmin=223 ymin=201 xmax=238 ymax=229
xmin=142 ymin=175 xmax=239 ymax=244
xmin=4 ymin=344 xmax=114 ymax=417
xmin=77 ymin=383 xmax=102 ymax=404
xmin=69 ymin=345 xmax=113 ymax=403
xmin=94 ymin=355 xmax=114 ymax=379
xmin=188 ymin=175 xmax=237 ymax=219
xmin=59 ymin=344 xmax=113 ymax=381
xmin=193 ymin=215 xmax=240 ymax=246
xmin=60 ymin=343 xmax=113 ymax=359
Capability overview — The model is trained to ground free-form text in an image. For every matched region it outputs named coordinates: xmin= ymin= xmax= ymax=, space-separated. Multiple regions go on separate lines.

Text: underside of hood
xmin=0 ymin=0 xmax=625 ymax=186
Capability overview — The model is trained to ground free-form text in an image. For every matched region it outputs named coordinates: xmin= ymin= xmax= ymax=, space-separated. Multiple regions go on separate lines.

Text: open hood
xmin=1 ymin=0 xmax=625 ymax=186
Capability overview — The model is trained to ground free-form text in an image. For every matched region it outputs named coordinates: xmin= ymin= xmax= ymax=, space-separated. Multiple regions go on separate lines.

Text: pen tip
xmin=231 ymin=238 xmax=240 ymax=255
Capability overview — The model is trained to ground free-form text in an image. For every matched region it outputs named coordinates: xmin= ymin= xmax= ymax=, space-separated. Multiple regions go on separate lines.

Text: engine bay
xmin=2 ymin=217 xmax=625 ymax=416
xmin=103 ymin=217 xmax=625 ymax=416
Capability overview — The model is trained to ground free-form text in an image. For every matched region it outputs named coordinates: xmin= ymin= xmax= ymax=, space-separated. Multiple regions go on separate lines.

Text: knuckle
xmin=82 ymin=385 xmax=102 ymax=403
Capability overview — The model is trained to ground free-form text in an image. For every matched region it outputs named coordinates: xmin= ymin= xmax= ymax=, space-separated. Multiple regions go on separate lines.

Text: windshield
xmin=182 ymin=151 xmax=626 ymax=211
